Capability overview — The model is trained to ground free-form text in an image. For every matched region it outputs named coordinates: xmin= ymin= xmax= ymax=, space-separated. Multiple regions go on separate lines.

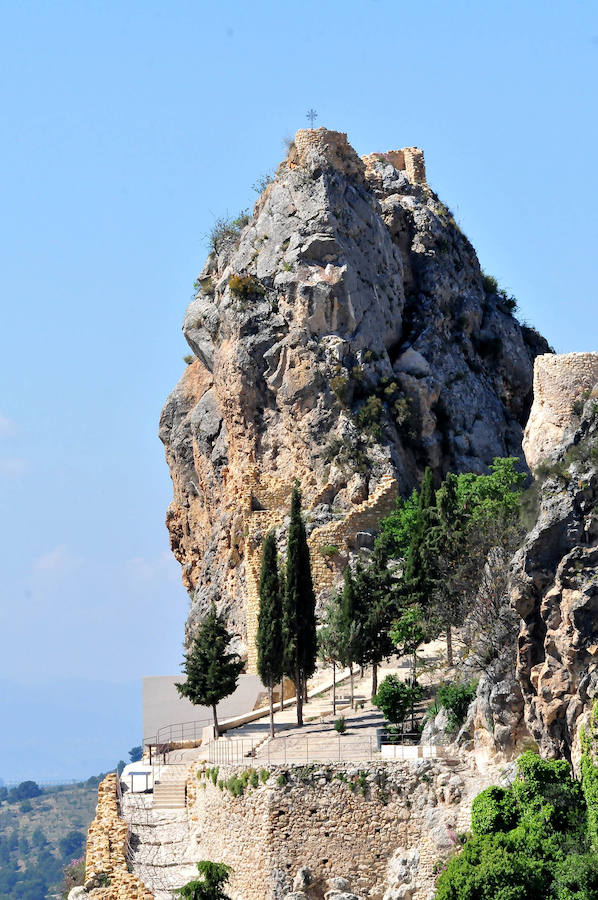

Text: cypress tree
xmin=256 ymin=530 xmax=283 ymax=737
xmin=176 ymin=605 xmax=244 ymax=738
xmin=282 ymin=484 xmax=317 ymax=727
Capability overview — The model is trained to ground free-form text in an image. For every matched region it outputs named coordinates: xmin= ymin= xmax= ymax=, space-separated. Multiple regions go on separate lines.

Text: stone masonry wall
xmin=243 ymin=474 xmax=399 ymax=671
xmin=81 ymin=774 xmax=153 ymax=900
xmin=186 ymin=760 xmax=496 ymax=900
xmin=522 ymin=352 xmax=598 ymax=470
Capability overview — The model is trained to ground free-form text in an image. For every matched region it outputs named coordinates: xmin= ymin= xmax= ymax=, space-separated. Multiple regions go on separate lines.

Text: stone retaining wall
xmin=186 ymin=760 xmax=495 ymax=899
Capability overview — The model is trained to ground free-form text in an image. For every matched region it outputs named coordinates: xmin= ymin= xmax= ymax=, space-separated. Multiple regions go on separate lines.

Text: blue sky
xmin=1 ymin=0 xmax=597 ymax=776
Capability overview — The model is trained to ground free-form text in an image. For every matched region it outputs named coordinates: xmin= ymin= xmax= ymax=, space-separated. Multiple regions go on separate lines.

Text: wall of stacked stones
xmin=81 ymin=774 xmax=153 ymax=900
xmin=186 ymin=760 xmax=494 ymax=899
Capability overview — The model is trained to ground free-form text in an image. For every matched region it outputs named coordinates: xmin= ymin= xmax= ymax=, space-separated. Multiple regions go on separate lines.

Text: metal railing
xmin=206 ymin=733 xmax=382 ymax=767
xmin=153 ymin=717 xmax=213 ymax=747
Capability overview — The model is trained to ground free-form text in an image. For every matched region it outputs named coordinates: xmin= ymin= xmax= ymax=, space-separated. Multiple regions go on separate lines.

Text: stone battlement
xmin=523 ymin=352 xmax=598 ymax=470
xmin=289 ymin=128 xmax=426 ymax=185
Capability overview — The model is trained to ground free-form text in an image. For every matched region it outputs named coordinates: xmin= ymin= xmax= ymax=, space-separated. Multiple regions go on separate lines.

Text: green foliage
xmin=319 ymin=544 xmax=339 ymax=557
xmin=378 ymin=489 xmax=419 ymax=558
xmin=334 ymin=716 xmax=346 ymax=734
xmin=276 ymin=772 xmax=288 ymax=786
xmin=209 ymin=212 xmax=250 ymax=254
xmin=434 ymin=680 xmax=478 ymax=731
xmin=330 ymin=373 xmax=351 ymax=405
xmin=176 ymin=860 xmax=233 ymax=900
xmin=176 ymin=605 xmax=244 ymax=736
xmin=183 ymin=354 xmax=194 ymax=365
xmin=128 ymin=745 xmax=143 ymax=763
xmin=356 ymin=395 xmax=383 ymax=439
xmin=256 ymin=530 xmax=283 ymax=689
xmin=282 ymin=485 xmax=317 ymax=723
xmin=436 ymin=751 xmax=598 ymax=900
xmin=373 ymin=674 xmax=424 ymax=725
xmin=259 ymin=768 xmax=269 ymax=784
xmin=481 ymin=271 xmax=518 ymax=313
xmin=471 ymin=786 xmax=518 ymax=836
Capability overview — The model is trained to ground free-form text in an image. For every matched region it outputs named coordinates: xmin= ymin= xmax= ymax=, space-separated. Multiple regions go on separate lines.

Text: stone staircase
xmin=153 ymin=762 xmax=188 ymax=810
xmin=120 ymin=791 xmax=197 ymax=900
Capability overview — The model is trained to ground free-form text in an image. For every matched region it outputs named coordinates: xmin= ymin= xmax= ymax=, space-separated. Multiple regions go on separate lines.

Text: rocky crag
xmin=160 ymin=127 xmax=550 ymax=661
xmin=454 ymin=353 xmax=598 ymax=769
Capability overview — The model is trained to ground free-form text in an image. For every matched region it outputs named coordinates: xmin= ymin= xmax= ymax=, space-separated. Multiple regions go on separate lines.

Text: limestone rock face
xmin=522 ymin=352 xmax=598 ymax=471
xmin=512 ymin=383 xmax=598 ymax=761
xmin=160 ymin=127 xmax=550 ymax=658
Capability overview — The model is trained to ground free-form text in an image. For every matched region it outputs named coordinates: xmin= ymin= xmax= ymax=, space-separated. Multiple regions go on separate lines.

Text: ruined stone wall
xmin=81 ymin=774 xmax=153 ymax=900
xmin=522 ymin=352 xmax=598 ymax=470
xmin=243 ymin=474 xmax=398 ymax=671
xmin=186 ymin=761 xmax=496 ymax=899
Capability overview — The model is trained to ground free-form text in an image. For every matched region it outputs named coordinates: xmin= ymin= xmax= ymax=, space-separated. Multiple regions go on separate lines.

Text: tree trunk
xmin=268 ymin=682 xmax=275 ymax=738
xmin=446 ymin=625 xmax=454 ymax=667
xmin=295 ymin=670 xmax=303 ymax=727
xmin=372 ymin=662 xmax=378 ymax=699
xmin=212 ymin=703 xmax=220 ymax=739
xmin=303 ymin=679 xmax=308 ymax=704
xmin=280 ymin=677 xmax=284 ymax=711
xmin=332 ymin=661 xmax=336 ymax=717
xmin=350 ymin=664 xmax=354 ymax=707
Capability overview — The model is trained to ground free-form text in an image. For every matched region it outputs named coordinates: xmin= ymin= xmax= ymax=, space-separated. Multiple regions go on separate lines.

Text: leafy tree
xmin=256 ymin=530 xmax=283 ymax=737
xmin=282 ymin=485 xmax=317 ymax=727
xmin=176 ymin=861 xmax=232 ymax=900
xmin=390 ymin=604 xmax=429 ymax=682
xmin=128 ymin=745 xmax=143 ymax=763
xmin=377 ymin=488 xmax=419 ymax=558
xmin=318 ymin=592 xmax=346 ymax=716
xmin=58 ymin=830 xmax=85 ymax=861
xmin=176 ymin=605 xmax=244 ymax=738
xmin=373 ymin=674 xmax=423 ymax=728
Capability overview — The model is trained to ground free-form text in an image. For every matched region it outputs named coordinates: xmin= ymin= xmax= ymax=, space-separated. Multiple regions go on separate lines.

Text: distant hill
xmin=0 ymin=778 xmax=102 ymax=900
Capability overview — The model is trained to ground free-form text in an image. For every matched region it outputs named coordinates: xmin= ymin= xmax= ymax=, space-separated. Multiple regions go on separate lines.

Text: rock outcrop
xmin=512 ymin=369 xmax=598 ymax=762
xmin=160 ymin=127 xmax=550 ymax=659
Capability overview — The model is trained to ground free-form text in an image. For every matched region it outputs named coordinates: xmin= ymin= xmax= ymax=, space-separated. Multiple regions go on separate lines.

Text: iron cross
xmin=306 ymin=108 xmax=318 ymax=128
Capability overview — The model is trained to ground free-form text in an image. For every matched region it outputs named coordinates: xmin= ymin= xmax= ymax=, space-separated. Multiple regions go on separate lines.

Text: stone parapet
xmin=523 ymin=352 xmax=598 ymax=470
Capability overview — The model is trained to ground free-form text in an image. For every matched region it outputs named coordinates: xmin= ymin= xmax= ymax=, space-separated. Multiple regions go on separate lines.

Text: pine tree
xmin=176 ymin=605 xmax=244 ymax=738
xmin=256 ymin=530 xmax=283 ymax=737
xmin=282 ymin=484 xmax=317 ymax=727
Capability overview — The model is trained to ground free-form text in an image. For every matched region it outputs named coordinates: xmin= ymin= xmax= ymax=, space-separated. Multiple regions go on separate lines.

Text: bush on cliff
xmin=434 ymin=751 xmax=598 ymax=900
xmin=176 ymin=861 xmax=232 ymax=900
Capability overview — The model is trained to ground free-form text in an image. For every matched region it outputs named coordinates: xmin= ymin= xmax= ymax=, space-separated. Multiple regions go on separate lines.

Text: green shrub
xmin=176 ymin=860 xmax=232 ymax=900
xmin=435 ymin=680 xmax=478 ymax=731
xmin=330 ymin=374 xmax=351 ymax=406
xmin=471 ymin=786 xmax=518 ymax=836
xmin=319 ymin=544 xmax=339 ymax=558
xmin=259 ymin=768 xmax=269 ymax=784
xmin=334 ymin=716 xmax=346 ymax=735
xmin=436 ymin=751 xmax=598 ymax=900
xmin=356 ymin=395 xmax=383 ymax=439
xmin=276 ymin=772 xmax=288 ymax=786
xmin=373 ymin=675 xmax=424 ymax=725
xmin=183 ymin=354 xmax=194 ymax=365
